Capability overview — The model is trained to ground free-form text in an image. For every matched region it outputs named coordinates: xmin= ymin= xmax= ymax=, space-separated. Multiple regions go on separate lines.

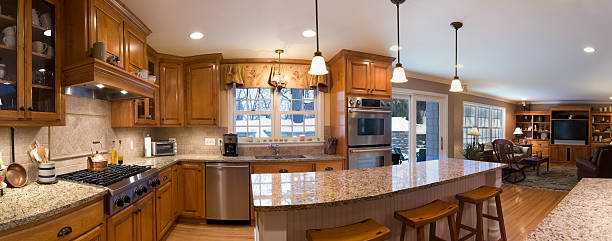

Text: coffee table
xmin=520 ymin=157 xmax=550 ymax=176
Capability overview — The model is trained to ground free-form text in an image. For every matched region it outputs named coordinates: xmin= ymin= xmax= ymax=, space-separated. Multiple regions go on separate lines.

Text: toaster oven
xmin=152 ymin=140 xmax=177 ymax=156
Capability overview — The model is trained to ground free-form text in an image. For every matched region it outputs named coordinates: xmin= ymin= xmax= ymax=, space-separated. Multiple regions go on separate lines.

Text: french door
xmin=392 ymin=89 xmax=448 ymax=162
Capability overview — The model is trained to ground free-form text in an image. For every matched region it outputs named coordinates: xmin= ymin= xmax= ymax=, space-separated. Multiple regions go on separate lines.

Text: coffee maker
xmin=222 ymin=133 xmax=238 ymax=156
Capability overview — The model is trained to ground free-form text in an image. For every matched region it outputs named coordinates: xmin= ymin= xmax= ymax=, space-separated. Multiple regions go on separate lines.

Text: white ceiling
xmin=122 ymin=0 xmax=612 ymax=102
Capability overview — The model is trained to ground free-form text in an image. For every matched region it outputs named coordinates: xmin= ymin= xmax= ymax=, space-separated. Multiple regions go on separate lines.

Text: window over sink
xmin=230 ymin=87 xmax=322 ymax=142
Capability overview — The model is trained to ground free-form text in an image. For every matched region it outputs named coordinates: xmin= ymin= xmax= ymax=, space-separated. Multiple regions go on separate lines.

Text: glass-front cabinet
xmin=0 ymin=0 xmax=61 ymax=123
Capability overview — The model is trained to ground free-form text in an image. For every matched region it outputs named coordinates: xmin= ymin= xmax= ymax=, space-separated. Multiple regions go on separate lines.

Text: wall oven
xmin=348 ymin=146 xmax=392 ymax=169
xmin=346 ymin=97 xmax=393 ymax=169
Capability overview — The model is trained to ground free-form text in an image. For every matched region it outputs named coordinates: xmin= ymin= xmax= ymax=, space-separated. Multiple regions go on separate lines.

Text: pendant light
xmin=272 ymin=49 xmax=287 ymax=89
xmin=390 ymin=0 xmax=408 ymax=83
xmin=449 ymin=21 xmax=464 ymax=92
xmin=308 ymin=0 xmax=328 ymax=75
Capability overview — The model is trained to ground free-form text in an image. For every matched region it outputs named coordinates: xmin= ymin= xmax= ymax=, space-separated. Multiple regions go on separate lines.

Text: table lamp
xmin=468 ymin=127 xmax=481 ymax=146
xmin=513 ymin=127 xmax=523 ymax=144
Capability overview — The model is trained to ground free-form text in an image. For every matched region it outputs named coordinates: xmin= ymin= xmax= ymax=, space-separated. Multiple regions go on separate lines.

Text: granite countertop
xmin=251 ymin=158 xmax=505 ymax=212
xmin=526 ymin=178 xmax=612 ymax=241
xmin=0 ymin=181 xmax=107 ymax=232
xmin=124 ymin=154 xmax=345 ymax=170
xmin=0 ymin=153 xmax=343 ymax=232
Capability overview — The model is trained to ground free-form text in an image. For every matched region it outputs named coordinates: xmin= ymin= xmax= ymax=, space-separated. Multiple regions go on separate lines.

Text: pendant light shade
xmin=449 ymin=76 xmax=464 ymax=92
xmin=449 ymin=21 xmax=464 ymax=92
xmin=309 ymin=0 xmax=328 ymax=76
xmin=309 ymin=52 xmax=328 ymax=75
xmin=390 ymin=0 xmax=408 ymax=83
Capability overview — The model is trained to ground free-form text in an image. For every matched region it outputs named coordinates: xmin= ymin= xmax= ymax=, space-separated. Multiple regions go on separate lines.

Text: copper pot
xmin=6 ymin=163 xmax=27 ymax=188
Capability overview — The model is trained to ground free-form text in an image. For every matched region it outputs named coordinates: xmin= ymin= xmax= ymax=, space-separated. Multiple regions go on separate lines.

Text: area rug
xmin=503 ymin=166 xmax=579 ymax=192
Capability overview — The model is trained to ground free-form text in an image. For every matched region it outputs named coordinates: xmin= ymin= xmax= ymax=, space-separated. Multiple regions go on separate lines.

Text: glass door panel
xmin=30 ymin=0 xmax=56 ymax=114
xmin=0 ymin=0 xmax=20 ymax=114
xmin=392 ymin=98 xmax=410 ymax=162
xmin=416 ymin=100 xmax=440 ymax=162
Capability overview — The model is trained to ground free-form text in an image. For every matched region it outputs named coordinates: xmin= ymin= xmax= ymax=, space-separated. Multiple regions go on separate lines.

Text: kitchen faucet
xmin=268 ymin=143 xmax=280 ymax=157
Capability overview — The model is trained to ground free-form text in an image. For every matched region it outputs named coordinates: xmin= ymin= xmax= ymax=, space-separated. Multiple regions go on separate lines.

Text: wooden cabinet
xmin=330 ymin=49 xmax=395 ymax=98
xmin=156 ymin=180 xmax=173 ymax=239
xmin=314 ymin=160 xmax=344 ymax=172
xmin=550 ymin=145 xmax=590 ymax=162
xmin=529 ymin=140 xmax=550 ymax=158
xmin=111 ymin=93 xmax=159 ymax=127
xmin=91 ymin=0 xmax=124 ymax=66
xmin=135 ymin=192 xmax=156 ymax=241
xmin=73 ymin=224 xmax=105 ymax=241
xmin=0 ymin=0 xmax=65 ymax=125
xmin=172 ymin=164 xmax=180 ymax=217
xmin=108 ymin=205 xmax=137 ymax=241
xmin=252 ymin=162 xmax=314 ymax=174
xmin=159 ymin=62 xmax=183 ymax=126
xmin=0 ymin=199 xmax=105 ymax=241
xmin=185 ymin=62 xmax=218 ymax=125
xmin=570 ymin=146 xmax=590 ymax=162
xmin=550 ymin=146 xmax=567 ymax=162
xmin=180 ymin=162 xmax=205 ymax=218
xmin=124 ymin=22 xmax=147 ymax=73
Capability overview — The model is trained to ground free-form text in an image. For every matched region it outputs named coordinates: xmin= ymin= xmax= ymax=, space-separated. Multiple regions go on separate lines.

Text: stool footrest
xmin=458 ymin=224 xmax=476 ymax=232
xmin=483 ymin=214 xmax=500 ymax=221
xmin=458 ymin=233 xmax=475 ymax=241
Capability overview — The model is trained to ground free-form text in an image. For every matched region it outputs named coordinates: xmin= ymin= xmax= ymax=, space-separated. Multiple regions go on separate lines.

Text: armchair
xmin=576 ymin=145 xmax=612 ymax=180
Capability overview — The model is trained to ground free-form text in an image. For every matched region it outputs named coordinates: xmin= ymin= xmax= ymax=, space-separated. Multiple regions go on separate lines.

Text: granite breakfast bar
xmin=252 ymin=158 xmax=505 ymax=241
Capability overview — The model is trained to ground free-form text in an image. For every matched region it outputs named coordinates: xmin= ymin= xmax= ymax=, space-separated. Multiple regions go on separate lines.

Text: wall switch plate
xmin=205 ymin=138 xmax=216 ymax=146
xmin=217 ymin=138 xmax=223 ymax=146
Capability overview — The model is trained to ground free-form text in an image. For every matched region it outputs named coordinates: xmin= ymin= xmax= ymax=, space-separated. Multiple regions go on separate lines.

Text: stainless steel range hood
xmin=63 ymin=58 xmax=158 ymax=100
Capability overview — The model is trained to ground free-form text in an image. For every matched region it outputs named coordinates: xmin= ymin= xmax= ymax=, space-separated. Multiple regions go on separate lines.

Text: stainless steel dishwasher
xmin=205 ymin=162 xmax=251 ymax=221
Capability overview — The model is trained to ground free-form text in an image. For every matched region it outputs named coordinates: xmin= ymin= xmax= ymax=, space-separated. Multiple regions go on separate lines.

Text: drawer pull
xmin=279 ymin=169 xmax=288 ymax=173
xmin=325 ymin=167 xmax=334 ymax=171
xmin=163 ymin=176 xmax=168 ymax=181
xmin=57 ymin=226 xmax=72 ymax=237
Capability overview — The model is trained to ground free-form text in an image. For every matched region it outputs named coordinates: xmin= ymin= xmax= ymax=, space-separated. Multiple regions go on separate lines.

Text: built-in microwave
xmin=152 ymin=140 xmax=177 ymax=156
xmin=347 ymin=97 xmax=392 ymax=147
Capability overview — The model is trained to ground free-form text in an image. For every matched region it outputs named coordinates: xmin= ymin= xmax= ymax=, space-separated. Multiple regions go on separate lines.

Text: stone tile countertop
xmin=124 ymin=154 xmax=345 ymax=170
xmin=526 ymin=178 xmax=612 ymax=241
xmin=251 ymin=158 xmax=505 ymax=212
xmin=0 ymin=181 xmax=107 ymax=232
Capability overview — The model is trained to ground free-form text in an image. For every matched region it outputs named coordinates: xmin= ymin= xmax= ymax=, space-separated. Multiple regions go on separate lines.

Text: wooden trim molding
xmin=106 ymin=0 xmax=152 ymax=35
xmin=221 ymin=58 xmax=311 ymax=65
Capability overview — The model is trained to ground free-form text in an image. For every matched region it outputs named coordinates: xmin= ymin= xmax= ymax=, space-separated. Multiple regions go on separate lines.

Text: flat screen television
xmin=552 ymin=120 xmax=588 ymax=145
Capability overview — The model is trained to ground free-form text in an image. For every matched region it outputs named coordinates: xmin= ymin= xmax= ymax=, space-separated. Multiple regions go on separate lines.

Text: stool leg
xmin=456 ymin=201 xmax=464 ymax=236
xmin=429 ymin=222 xmax=436 ymax=241
xmin=448 ymin=215 xmax=458 ymax=241
xmin=400 ymin=223 xmax=406 ymax=241
xmin=495 ymin=195 xmax=508 ymax=241
xmin=476 ymin=202 xmax=484 ymax=241
xmin=417 ymin=227 xmax=425 ymax=241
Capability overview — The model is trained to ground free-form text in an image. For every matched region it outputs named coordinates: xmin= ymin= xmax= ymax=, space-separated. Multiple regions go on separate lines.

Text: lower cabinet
xmin=180 ymin=163 xmax=206 ymax=219
xmin=108 ymin=192 xmax=155 ymax=241
xmin=0 ymin=199 xmax=105 ymax=241
xmin=315 ymin=161 xmax=344 ymax=171
xmin=156 ymin=179 xmax=174 ymax=239
xmin=550 ymin=146 xmax=590 ymax=162
xmin=252 ymin=160 xmax=345 ymax=174
xmin=172 ymin=164 xmax=180 ymax=218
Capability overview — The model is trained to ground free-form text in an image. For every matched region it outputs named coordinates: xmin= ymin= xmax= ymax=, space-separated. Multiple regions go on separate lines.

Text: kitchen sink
xmin=255 ymin=155 xmax=306 ymax=159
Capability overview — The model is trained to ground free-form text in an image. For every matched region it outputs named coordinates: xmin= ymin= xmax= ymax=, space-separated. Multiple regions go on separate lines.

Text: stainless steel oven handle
xmin=350 ymin=147 xmax=392 ymax=153
xmin=348 ymin=109 xmax=392 ymax=114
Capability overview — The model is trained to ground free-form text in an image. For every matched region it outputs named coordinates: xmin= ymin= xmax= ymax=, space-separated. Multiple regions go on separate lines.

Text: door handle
xmin=441 ymin=136 xmax=443 ymax=151
xmin=348 ymin=109 xmax=392 ymax=114
xmin=279 ymin=169 xmax=288 ymax=173
xmin=350 ymin=147 xmax=392 ymax=153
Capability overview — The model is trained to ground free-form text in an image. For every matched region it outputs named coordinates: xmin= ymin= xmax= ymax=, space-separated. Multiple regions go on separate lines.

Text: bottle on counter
xmin=118 ymin=140 xmax=124 ymax=165
xmin=110 ymin=140 xmax=118 ymax=165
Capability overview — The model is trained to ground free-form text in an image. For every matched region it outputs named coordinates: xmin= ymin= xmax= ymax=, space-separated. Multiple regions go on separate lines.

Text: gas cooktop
xmin=57 ymin=164 xmax=152 ymax=186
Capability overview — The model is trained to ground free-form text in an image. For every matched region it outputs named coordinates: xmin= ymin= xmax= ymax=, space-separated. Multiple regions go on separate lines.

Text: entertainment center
xmin=515 ymin=106 xmax=609 ymax=162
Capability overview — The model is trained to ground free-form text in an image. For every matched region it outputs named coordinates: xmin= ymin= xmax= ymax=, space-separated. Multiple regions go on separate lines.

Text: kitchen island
xmin=527 ymin=178 xmax=612 ymax=241
xmin=251 ymin=158 xmax=505 ymax=241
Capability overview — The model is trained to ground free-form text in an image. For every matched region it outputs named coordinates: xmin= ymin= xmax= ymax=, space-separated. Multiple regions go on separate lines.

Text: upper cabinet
xmin=0 ymin=0 xmax=64 ymax=125
xmin=63 ymin=0 xmax=156 ymax=98
xmin=330 ymin=49 xmax=395 ymax=98
xmin=185 ymin=55 xmax=221 ymax=126
xmin=159 ymin=59 xmax=183 ymax=126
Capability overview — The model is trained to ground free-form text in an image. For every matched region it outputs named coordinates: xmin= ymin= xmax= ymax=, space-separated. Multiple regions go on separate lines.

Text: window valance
xmin=222 ymin=63 xmax=329 ymax=92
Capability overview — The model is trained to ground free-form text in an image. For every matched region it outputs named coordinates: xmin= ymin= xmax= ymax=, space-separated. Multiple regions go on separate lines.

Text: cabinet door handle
xmin=163 ymin=176 xmax=168 ymax=181
xmin=279 ymin=169 xmax=288 ymax=173
xmin=325 ymin=167 xmax=333 ymax=171
xmin=57 ymin=226 xmax=73 ymax=237
xmin=27 ymin=107 xmax=34 ymax=111
xmin=19 ymin=106 xmax=25 ymax=111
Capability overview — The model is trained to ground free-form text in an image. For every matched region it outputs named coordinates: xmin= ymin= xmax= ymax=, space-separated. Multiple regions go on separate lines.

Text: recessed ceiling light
xmin=95 ymin=84 xmax=105 ymax=89
xmin=120 ymin=90 xmax=128 ymax=95
xmin=189 ymin=32 xmax=204 ymax=40
xmin=302 ymin=29 xmax=316 ymax=38
xmin=389 ymin=45 xmax=402 ymax=51
xmin=584 ymin=46 xmax=595 ymax=53
xmin=43 ymin=29 xmax=51 ymax=37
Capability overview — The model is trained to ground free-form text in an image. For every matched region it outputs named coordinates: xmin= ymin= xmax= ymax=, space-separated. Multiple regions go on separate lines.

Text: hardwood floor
xmin=165 ymin=185 xmax=567 ymax=241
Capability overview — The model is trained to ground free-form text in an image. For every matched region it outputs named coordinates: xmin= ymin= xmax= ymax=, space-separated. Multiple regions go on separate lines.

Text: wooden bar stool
xmin=306 ymin=218 xmax=391 ymax=241
xmin=394 ymin=200 xmax=459 ymax=241
xmin=455 ymin=186 xmax=507 ymax=241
